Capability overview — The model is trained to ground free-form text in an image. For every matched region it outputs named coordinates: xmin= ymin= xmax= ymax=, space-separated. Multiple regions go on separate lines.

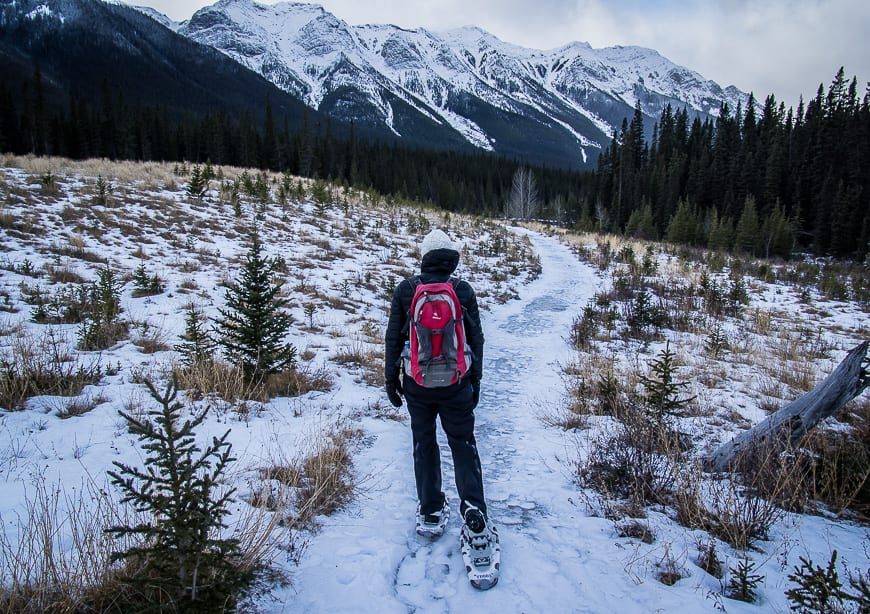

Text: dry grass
xmin=131 ymin=321 xmax=172 ymax=355
xmin=560 ymin=354 xmax=635 ymax=420
xmin=44 ymin=262 xmax=87 ymax=284
xmin=0 ymin=473 xmax=136 ymax=613
xmin=265 ymin=365 xmax=333 ymax=398
xmin=253 ymin=425 xmax=360 ymax=528
xmin=52 ymin=390 xmax=109 ymax=419
xmin=3 ymin=154 xmax=178 ymax=187
xmin=0 ymin=328 xmax=103 ymax=410
xmin=174 ymin=359 xmax=332 ymax=407
xmin=174 ymin=359 xmax=253 ymax=406
xmin=330 ymin=341 xmax=382 ymax=387
xmin=537 ymin=400 xmax=589 ymax=430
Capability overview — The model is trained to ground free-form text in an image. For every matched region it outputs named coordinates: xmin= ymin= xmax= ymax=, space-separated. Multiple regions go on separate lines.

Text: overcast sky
xmin=128 ymin=0 xmax=869 ymax=110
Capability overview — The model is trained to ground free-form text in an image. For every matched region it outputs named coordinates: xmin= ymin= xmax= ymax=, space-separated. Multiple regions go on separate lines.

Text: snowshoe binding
xmin=460 ymin=505 xmax=500 ymax=590
xmin=415 ymin=500 xmax=450 ymax=539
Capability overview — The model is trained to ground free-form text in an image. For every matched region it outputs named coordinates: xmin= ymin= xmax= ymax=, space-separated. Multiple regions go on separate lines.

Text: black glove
xmin=471 ymin=379 xmax=481 ymax=409
xmin=386 ymin=374 xmax=403 ymax=407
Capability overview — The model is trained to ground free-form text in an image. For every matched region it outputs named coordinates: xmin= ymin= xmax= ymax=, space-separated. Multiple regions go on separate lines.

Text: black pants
xmin=404 ymin=377 xmax=487 ymax=518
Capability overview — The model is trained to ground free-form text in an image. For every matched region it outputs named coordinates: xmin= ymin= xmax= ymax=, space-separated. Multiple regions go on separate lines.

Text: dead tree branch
xmin=704 ymin=341 xmax=869 ymax=472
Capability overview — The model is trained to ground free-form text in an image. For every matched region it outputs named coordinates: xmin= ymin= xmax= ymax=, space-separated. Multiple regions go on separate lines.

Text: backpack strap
xmin=403 ymin=277 xmax=423 ymax=334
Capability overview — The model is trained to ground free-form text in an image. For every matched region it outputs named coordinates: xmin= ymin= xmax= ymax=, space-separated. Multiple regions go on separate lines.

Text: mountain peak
xmin=131 ymin=4 xmax=179 ymax=30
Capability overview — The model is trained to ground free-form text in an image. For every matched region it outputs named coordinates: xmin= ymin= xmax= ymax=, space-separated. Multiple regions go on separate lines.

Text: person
xmin=384 ymin=228 xmax=490 ymax=538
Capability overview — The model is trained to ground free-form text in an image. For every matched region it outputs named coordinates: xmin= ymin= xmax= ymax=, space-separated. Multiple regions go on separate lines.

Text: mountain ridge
xmin=162 ymin=0 xmax=750 ymax=168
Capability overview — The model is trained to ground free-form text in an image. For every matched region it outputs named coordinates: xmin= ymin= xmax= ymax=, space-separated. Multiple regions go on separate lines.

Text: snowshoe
xmin=415 ymin=500 xmax=450 ymax=539
xmin=460 ymin=506 xmax=500 ymax=590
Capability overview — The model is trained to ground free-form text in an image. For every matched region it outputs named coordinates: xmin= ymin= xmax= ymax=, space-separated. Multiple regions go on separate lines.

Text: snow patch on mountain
xmin=25 ymin=4 xmax=60 ymax=22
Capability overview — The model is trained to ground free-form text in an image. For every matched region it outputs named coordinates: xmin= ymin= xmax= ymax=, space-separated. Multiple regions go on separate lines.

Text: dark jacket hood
xmin=420 ymin=248 xmax=459 ymax=278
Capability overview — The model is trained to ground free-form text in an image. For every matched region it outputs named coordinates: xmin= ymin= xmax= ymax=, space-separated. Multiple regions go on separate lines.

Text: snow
xmin=25 ymin=4 xmax=60 ymax=22
xmin=0 ymin=159 xmax=867 ymax=612
xmin=176 ymin=1 xmax=750 ymax=155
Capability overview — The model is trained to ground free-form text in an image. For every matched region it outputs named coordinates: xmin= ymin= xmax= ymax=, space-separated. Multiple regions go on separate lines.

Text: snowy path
xmin=283 ymin=231 xmax=686 ymax=612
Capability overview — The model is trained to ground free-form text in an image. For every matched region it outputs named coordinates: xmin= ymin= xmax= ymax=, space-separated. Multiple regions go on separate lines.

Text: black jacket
xmin=384 ymin=248 xmax=484 ymax=385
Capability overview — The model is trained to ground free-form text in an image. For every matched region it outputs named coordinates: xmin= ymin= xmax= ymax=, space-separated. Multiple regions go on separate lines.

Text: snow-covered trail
xmin=283 ymin=230 xmax=647 ymax=612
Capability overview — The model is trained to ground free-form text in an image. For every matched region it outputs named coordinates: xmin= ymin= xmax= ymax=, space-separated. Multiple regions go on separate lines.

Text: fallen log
xmin=704 ymin=341 xmax=870 ymax=473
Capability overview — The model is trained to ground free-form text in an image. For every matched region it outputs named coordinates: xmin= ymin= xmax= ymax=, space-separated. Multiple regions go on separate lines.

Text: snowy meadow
xmin=0 ymin=155 xmax=867 ymax=612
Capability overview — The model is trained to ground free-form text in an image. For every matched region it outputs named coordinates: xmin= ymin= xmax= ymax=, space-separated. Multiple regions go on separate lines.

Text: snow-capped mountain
xmin=171 ymin=0 xmax=749 ymax=168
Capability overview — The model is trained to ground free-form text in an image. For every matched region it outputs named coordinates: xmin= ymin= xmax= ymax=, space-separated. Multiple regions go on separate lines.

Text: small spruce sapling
xmin=78 ymin=265 xmax=127 ymax=350
xmin=108 ymin=377 xmax=249 ymax=609
xmin=726 ymin=557 xmax=765 ymax=603
xmin=187 ymin=165 xmax=207 ymax=199
xmin=698 ymin=540 xmax=724 ymax=578
xmin=639 ymin=341 xmax=696 ymax=423
xmin=94 ymin=175 xmax=111 ymax=205
xmin=303 ymin=302 xmax=317 ymax=328
xmin=175 ymin=305 xmax=216 ymax=368
xmin=132 ymin=262 xmax=165 ymax=298
xmin=785 ymin=551 xmax=850 ymax=613
xmin=704 ymin=323 xmax=730 ymax=359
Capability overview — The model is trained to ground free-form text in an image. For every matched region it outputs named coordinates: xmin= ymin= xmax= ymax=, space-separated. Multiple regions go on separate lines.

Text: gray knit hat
xmin=420 ymin=229 xmax=455 ymax=257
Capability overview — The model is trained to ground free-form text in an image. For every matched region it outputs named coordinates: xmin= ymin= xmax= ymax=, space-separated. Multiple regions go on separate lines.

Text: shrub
xmin=800 ymin=409 xmax=870 ymax=516
xmin=672 ymin=451 xmax=787 ymax=551
xmin=577 ymin=410 xmax=681 ymax=509
xmin=0 ymin=474 xmax=133 ymax=612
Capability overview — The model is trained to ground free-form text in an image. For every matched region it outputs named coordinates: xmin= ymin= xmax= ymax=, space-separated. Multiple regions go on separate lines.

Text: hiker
xmin=384 ymin=228 xmax=491 ymax=539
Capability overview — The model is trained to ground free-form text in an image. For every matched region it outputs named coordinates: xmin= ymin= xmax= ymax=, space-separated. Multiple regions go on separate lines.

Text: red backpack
xmin=402 ymin=277 xmax=472 ymax=387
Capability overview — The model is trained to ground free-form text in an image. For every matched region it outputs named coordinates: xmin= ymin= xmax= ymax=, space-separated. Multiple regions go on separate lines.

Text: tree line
xmin=0 ymin=68 xmax=585 ymax=215
xmin=583 ymin=68 xmax=870 ymax=260
xmin=2 ymin=66 xmax=868 ymax=260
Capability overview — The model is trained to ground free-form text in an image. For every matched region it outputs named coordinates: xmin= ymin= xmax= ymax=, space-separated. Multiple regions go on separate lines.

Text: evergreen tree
xmin=785 ymin=551 xmax=850 ymax=613
xmin=734 ymin=196 xmax=761 ymax=255
xmin=638 ymin=341 xmax=696 ymax=423
xmin=666 ymin=198 xmax=700 ymax=245
xmin=132 ymin=261 xmax=165 ymax=297
xmin=761 ymin=203 xmax=795 ymax=259
xmin=188 ymin=164 xmax=207 ymax=199
xmin=708 ymin=210 xmax=735 ymax=252
xmin=217 ymin=229 xmax=296 ymax=382
xmin=108 ymin=377 xmax=249 ymax=611
xmin=624 ymin=202 xmax=657 ymax=240
xmin=175 ymin=305 xmax=216 ymax=368
xmin=78 ymin=265 xmax=128 ymax=350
